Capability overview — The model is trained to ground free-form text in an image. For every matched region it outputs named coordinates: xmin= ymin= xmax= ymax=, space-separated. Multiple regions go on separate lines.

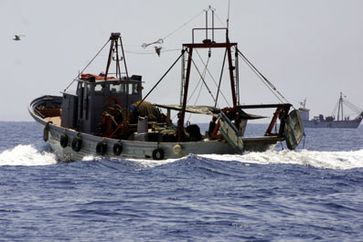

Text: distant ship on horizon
xmin=299 ymin=92 xmax=363 ymax=128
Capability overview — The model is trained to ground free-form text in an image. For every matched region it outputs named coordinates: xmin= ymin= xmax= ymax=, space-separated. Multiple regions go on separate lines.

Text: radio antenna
xmin=227 ymin=0 xmax=231 ymax=29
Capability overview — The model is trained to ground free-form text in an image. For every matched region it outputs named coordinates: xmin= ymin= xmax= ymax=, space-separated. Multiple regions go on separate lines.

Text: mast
xmin=177 ymin=7 xmax=239 ymax=141
xmin=104 ymin=33 xmax=129 ymax=80
xmin=337 ymin=92 xmax=343 ymax=121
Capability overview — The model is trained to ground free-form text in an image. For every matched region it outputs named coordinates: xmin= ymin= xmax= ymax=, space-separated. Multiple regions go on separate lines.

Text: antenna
xmin=227 ymin=0 xmax=231 ymax=29
xmin=204 ymin=5 xmax=216 ymax=43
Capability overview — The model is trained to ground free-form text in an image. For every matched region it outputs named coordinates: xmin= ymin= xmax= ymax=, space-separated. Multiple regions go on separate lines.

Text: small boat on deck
xmin=29 ymin=11 xmax=303 ymax=161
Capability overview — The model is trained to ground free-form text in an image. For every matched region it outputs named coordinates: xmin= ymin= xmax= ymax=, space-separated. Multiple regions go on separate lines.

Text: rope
xmin=188 ymin=53 xmax=210 ymax=104
xmin=215 ymin=49 xmax=228 ymax=108
xmin=162 ymin=11 xmax=204 ymax=41
xmin=237 ymin=49 xmax=290 ymax=104
xmin=64 ymin=39 xmax=111 ymax=92
xmin=137 ymin=49 xmax=186 ymax=107
xmin=343 ymin=98 xmax=362 ymax=114
xmin=125 ymin=48 xmax=181 ymax=56
xmin=194 ymin=49 xmax=230 ymax=106
xmin=191 ymin=54 xmax=216 ymax=103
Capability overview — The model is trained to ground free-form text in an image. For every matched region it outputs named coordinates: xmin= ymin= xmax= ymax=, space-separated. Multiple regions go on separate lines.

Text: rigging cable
xmin=331 ymin=99 xmax=340 ymax=118
xmin=137 ymin=49 xmax=186 ymax=107
xmin=187 ymin=50 xmax=211 ymax=104
xmin=237 ymin=49 xmax=289 ymax=104
xmin=64 ymin=39 xmax=111 ymax=92
xmin=344 ymin=99 xmax=362 ymax=114
xmin=186 ymin=56 xmax=210 ymax=122
xmin=125 ymin=48 xmax=181 ymax=55
xmin=162 ymin=11 xmax=204 ymax=41
xmin=190 ymin=52 xmax=216 ymax=103
xmin=194 ymin=49 xmax=230 ymax=106
xmin=215 ymin=49 xmax=228 ymax=108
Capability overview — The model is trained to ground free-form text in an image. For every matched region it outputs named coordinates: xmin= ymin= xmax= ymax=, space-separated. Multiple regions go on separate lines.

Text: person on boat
xmin=208 ymin=116 xmax=217 ymax=137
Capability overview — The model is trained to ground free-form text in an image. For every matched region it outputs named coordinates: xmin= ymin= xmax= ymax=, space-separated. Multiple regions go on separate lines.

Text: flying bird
xmin=13 ymin=34 xmax=25 ymax=41
xmin=154 ymin=46 xmax=162 ymax=57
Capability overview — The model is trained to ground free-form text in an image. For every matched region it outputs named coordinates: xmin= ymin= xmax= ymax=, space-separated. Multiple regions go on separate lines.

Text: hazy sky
xmin=1 ymin=0 xmax=362 ymax=121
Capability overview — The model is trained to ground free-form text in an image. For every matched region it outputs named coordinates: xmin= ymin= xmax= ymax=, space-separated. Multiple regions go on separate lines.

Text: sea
xmin=0 ymin=121 xmax=362 ymax=241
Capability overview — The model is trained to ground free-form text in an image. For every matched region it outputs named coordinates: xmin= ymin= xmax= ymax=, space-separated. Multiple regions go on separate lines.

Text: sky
xmin=1 ymin=0 xmax=363 ymax=121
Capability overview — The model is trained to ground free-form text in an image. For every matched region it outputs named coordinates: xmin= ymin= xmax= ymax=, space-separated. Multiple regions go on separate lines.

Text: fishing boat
xmin=299 ymin=93 xmax=363 ymax=128
xmin=29 ymin=10 xmax=303 ymax=161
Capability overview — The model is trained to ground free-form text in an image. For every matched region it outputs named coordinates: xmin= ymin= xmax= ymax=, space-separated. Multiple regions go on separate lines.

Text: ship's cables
xmin=125 ymin=48 xmax=181 ymax=56
xmin=187 ymin=67 xmax=205 ymax=104
xmin=161 ymin=10 xmax=204 ymax=41
xmin=331 ymin=100 xmax=340 ymax=118
xmin=194 ymin=49 xmax=230 ymax=106
xmin=237 ymin=49 xmax=289 ymax=104
xmin=64 ymin=39 xmax=111 ymax=92
xmin=185 ymin=53 xmax=211 ymax=123
xmin=343 ymin=98 xmax=362 ymax=114
xmin=215 ymin=49 xmax=228 ymax=108
xmin=186 ymin=55 xmax=211 ymax=122
xmin=137 ymin=49 xmax=186 ymax=107
xmin=191 ymin=55 xmax=216 ymax=103
xmin=140 ymin=10 xmax=204 ymax=53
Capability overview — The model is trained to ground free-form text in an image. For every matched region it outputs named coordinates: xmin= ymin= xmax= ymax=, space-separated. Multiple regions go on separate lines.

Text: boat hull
xmin=303 ymin=119 xmax=361 ymax=128
xmin=41 ymin=121 xmax=279 ymax=161
xmin=29 ymin=95 xmax=281 ymax=161
xmin=46 ymin=123 xmax=236 ymax=161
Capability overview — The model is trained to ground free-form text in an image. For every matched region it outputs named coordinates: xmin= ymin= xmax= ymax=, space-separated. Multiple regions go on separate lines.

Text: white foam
xmin=0 ymin=145 xmax=57 ymax=166
xmin=127 ymin=157 xmax=181 ymax=168
xmin=89 ymin=150 xmax=363 ymax=170
xmin=3 ymin=144 xmax=361 ymax=170
xmin=200 ymin=149 xmax=363 ymax=170
xmin=81 ymin=155 xmax=179 ymax=168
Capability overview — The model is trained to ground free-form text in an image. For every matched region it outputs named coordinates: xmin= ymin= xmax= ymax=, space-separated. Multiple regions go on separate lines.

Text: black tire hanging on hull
xmin=71 ymin=135 xmax=82 ymax=152
xmin=60 ymin=134 xmax=69 ymax=148
xmin=113 ymin=142 xmax=123 ymax=156
xmin=152 ymin=148 xmax=164 ymax=160
xmin=96 ymin=141 xmax=107 ymax=155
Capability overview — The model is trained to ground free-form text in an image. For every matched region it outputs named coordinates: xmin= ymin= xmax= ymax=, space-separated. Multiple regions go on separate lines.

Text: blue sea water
xmin=1 ymin=122 xmax=363 ymax=241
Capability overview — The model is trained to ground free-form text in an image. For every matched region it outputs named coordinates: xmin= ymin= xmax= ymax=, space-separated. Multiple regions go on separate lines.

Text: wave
xmin=200 ymin=149 xmax=363 ymax=170
xmin=0 ymin=145 xmax=57 ymax=166
xmin=1 ymin=144 xmax=362 ymax=170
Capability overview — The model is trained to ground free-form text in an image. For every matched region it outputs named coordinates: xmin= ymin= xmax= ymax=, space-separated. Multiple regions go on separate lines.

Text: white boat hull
xmin=45 ymin=122 xmax=236 ymax=161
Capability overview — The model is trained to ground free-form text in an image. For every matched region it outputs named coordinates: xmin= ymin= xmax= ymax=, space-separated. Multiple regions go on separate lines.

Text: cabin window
xmin=128 ymin=84 xmax=134 ymax=95
xmin=132 ymin=83 xmax=139 ymax=94
xmin=95 ymin=83 xmax=105 ymax=92
xmin=109 ymin=83 xmax=122 ymax=93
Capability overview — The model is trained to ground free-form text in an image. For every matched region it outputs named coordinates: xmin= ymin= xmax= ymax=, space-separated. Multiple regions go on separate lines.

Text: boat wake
xmin=85 ymin=149 xmax=363 ymax=170
xmin=201 ymin=149 xmax=363 ymax=170
xmin=1 ymin=144 xmax=362 ymax=170
xmin=0 ymin=145 xmax=57 ymax=166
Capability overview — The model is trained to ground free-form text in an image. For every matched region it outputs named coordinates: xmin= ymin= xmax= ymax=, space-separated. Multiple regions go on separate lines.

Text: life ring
xmin=43 ymin=121 xmax=52 ymax=141
xmin=173 ymin=144 xmax=182 ymax=155
xmin=96 ymin=141 xmax=107 ymax=155
xmin=60 ymin=134 xmax=69 ymax=148
xmin=113 ymin=142 xmax=123 ymax=156
xmin=71 ymin=134 xmax=82 ymax=152
xmin=152 ymin=148 xmax=164 ymax=160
